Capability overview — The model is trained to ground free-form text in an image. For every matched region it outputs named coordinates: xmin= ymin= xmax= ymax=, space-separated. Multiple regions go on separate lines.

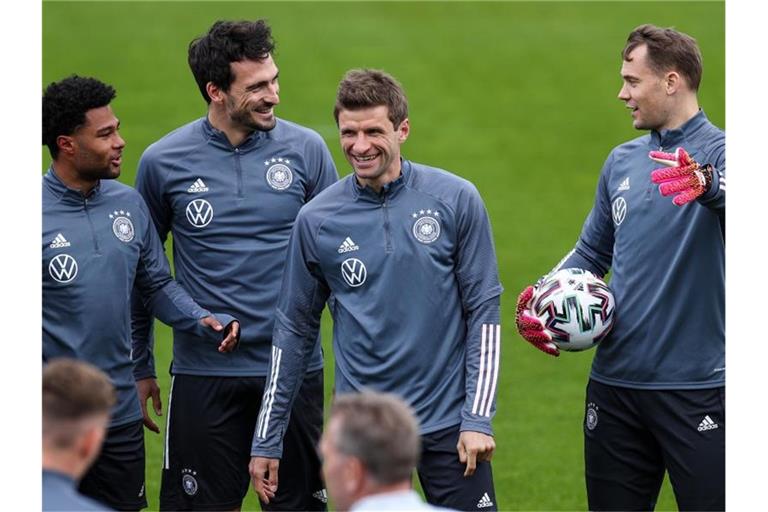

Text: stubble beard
xmin=228 ymin=97 xmax=276 ymax=132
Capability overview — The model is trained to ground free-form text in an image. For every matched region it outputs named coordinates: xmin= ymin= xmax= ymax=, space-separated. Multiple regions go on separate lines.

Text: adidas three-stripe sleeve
xmin=454 ymin=183 xmax=503 ymax=434
xmin=462 ymin=298 xmax=501 ymax=433
xmin=252 ymin=210 xmax=329 ymax=458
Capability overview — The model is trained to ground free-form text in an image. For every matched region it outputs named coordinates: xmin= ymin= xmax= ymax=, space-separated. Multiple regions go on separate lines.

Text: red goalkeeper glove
xmin=649 ymin=147 xmax=713 ymax=206
xmin=515 ymin=285 xmax=559 ymax=357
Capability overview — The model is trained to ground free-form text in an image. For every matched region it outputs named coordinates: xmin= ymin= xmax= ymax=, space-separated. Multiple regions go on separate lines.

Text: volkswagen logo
xmin=186 ymin=199 xmax=214 ymax=228
xmin=49 ymin=254 xmax=78 ymax=283
xmin=341 ymin=258 xmax=367 ymax=287
xmin=612 ymin=197 xmax=627 ymax=226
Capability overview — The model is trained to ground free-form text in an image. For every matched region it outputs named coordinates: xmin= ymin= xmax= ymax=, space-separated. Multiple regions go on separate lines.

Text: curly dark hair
xmin=42 ymin=75 xmax=116 ymax=159
xmin=188 ymin=20 xmax=276 ymax=104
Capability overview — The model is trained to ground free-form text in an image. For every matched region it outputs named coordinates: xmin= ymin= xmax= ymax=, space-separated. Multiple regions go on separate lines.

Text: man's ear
xmin=664 ymin=71 xmax=682 ymax=95
xmin=397 ymin=118 xmax=410 ymax=143
xmin=345 ymin=456 xmax=366 ymax=494
xmin=56 ymin=135 xmax=76 ymax=157
xmin=206 ymin=82 xmax=225 ymax=104
xmin=78 ymin=420 xmax=107 ymax=466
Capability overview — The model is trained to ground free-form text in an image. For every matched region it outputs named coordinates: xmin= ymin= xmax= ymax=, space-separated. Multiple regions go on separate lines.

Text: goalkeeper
xmin=516 ymin=25 xmax=724 ymax=511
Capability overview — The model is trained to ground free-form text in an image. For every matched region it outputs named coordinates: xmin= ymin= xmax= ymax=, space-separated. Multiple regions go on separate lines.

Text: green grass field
xmin=43 ymin=1 xmax=724 ymax=510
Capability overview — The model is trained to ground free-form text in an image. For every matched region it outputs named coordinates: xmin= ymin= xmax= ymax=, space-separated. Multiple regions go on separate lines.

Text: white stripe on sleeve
xmin=471 ymin=324 xmax=488 ymax=415
xmin=257 ymin=346 xmax=282 ymax=439
xmin=478 ymin=325 xmax=496 ymax=416
xmin=484 ymin=325 xmax=501 ymax=417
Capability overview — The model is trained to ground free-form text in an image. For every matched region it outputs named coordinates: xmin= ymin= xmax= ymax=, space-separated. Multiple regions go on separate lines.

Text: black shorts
xmin=160 ymin=370 xmax=326 ymax=511
xmin=584 ymin=379 xmax=725 ymax=511
xmin=417 ymin=425 xmax=497 ymax=511
xmin=79 ymin=419 xmax=147 ymax=511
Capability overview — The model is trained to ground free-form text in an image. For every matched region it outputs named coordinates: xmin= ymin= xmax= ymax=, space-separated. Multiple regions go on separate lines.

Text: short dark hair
xmin=330 ymin=392 xmax=420 ymax=485
xmin=333 ymin=69 xmax=409 ymax=128
xmin=188 ymin=20 xmax=276 ymax=103
xmin=43 ymin=358 xmax=116 ymax=449
xmin=42 ymin=75 xmax=116 ymax=159
xmin=622 ymin=24 xmax=703 ymax=91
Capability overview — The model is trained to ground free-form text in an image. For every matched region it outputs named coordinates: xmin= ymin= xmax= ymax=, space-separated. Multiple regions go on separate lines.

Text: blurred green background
xmin=43 ymin=1 xmax=724 ymax=510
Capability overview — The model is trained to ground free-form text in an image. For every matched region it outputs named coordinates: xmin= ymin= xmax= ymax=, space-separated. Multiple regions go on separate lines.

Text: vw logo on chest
xmin=612 ymin=197 xmax=627 ymax=226
xmin=49 ymin=254 xmax=78 ymax=283
xmin=341 ymin=258 xmax=367 ymax=287
xmin=185 ymin=199 xmax=214 ymax=228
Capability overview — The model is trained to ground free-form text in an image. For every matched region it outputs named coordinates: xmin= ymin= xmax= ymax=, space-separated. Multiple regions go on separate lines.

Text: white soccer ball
xmin=531 ymin=268 xmax=616 ymax=352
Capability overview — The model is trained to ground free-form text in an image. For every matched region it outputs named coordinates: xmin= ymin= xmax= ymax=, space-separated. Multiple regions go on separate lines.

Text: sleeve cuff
xmin=460 ymin=419 xmax=494 ymax=436
xmin=133 ymin=369 xmax=156 ymax=381
xmin=250 ymin=446 xmax=284 ymax=459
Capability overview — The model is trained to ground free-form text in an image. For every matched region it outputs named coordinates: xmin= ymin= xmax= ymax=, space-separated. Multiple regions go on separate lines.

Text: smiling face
xmin=221 ymin=55 xmax=280 ymax=132
xmin=69 ymin=105 xmax=125 ymax=181
xmin=338 ymin=105 xmax=409 ymax=191
xmin=617 ymin=44 xmax=675 ymax=131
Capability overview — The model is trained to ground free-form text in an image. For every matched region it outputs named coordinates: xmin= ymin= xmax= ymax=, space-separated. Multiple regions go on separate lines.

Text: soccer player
xmin=515 ymin=25 xmax=724 ymax=511
xmin=321 ymin=392 xmax=451 ymax=512
xmin=43 ymin=359 xmax=116 ymax=511
xmin=42 ymin=75 xmax=240 ymax=511
xmin=250 ymin=69 xmax=503 ymax=511
xmin=131 ymin=20 xmax=338 ymax=511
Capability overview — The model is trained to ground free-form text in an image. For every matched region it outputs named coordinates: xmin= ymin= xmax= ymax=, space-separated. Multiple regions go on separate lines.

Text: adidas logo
xmin=477 ymin=492 xmax=494 ymax=509
xmin=187 ymin=178 xmax=209 ymax=193
xmin=618 ymin=177 xmax=630 ymax=191
xmin=337 ymin=236 xmax=360 ymax=254
xmin=312 ymin=489 xmax=328 ymax=503
xmin=49 ymin=233 xmax=71 ymax=248
xmin=697 ymin=415 xmax=719 ymax=432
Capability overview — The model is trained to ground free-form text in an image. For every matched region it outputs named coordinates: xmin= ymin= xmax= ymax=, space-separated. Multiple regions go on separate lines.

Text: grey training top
xmin=559 ymin=111 xmax=725 ymax=389
xmin=132 ymin=117 xmax=338 ymax=378
xmin=43 ymin=470 xmax=111 ymax=511
xmin=42 ymin=169 xmax=231 ymax=427
xmin=252 ymin=159 xmax=503 ymax=458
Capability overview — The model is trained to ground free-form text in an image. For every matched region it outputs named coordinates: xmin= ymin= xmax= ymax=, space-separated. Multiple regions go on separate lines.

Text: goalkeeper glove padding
xmin=649 ymin=147 xmax=713 ymax=206
xmin=515 ymin=285 xmax=559 ymax=357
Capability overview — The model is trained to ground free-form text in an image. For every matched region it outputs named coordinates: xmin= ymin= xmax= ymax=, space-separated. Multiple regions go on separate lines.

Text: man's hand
xmin=136 ymin=378 xmax=162 ymax=434
xmin=649 ymin=147 xmax=713 ymax=206
xmin=457 ymin=431 xmax=495 ymax=477
xmin=199 ymin=316 xmax=240 ymax=353
xmin=249 ymin=456 xmax=279 ymax=504
xmin=515 ymin=285 xmax=559 ymax=356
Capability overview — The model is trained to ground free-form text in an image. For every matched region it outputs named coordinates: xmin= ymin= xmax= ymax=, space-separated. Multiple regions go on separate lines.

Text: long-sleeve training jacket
xmin=252 ymin=159 xmax=503 ymax=458
xmin=131 ymin=117 xmax=338 ymax=379
xmin=43 ymin=169 xmax=234 ymax=426
xmin=559 ymin=110 xmax=725 ymax=389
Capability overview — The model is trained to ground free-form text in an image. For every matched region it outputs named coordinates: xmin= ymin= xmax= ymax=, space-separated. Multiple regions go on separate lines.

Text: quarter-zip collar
xmin=350 ymin=158 xmax=413 ymax=203
xmin=650 ymin=109 xmax=709 ymax=149
xmin=201 ymin=116 xmax=269 ymax=153
xmin=44 ymin=166 xmax=102 ymax=205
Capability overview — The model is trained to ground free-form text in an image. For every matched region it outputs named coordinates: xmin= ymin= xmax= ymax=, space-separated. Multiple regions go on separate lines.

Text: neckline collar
xmin=650 ymin=110 xmax=709 ymax=148
xmin=351 ymin=159 xmax=412 ymax=202
xmin=201 ymin=116 xmax=270 ymax=151
xmin=42 ymin=469 xmax=76 ymax=486
xmin=351 ymin=490 xmax=425 ymax=511
xmin=44 ymin=166 xmax=101 ymax=201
